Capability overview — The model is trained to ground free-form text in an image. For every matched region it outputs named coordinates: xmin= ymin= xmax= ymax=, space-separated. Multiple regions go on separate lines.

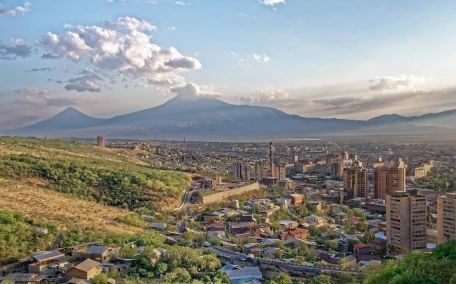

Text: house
xmin=149 ymin=223 xmax=167 ymax=230
xmin=0 ymin=273 xmax=46 ymax=284
xmin=206 ymin=226 xmax=226 ymax=237
xmin=302 ymin=215 xmax=325 ymax=227
xmin=307 ymin=201 xmax=322 ymax=212
xmin=83 ymin=246 xmax=109 ymax=263
xmin=353 ymin=242 xmax=373 ymax=255
xmin=67 ymin=278 xmax=91 ymax=284
xmin=279 ymin=229 xmax=308 ymax=240
xmin=263 ymin=247 xmax=283 ymax=258
xmin=340 ymin=254 xmax=357 ymax=268
xmin=290 ymin=194 xmax=303 ymax=205
xmin=259 ymin=238 xmax=281 ymax=247
xmin=243 ymin=243 xmax=261 ymax=255
xmin=28 ymin=251 xmax=65 ymax=273
xmin=237 ymin=215 xmax=256 ymax=227
xmin=278 ymin=220 xmax=298 ymax=229
xmin=221 ymin=262 xmax=263 ymax=283
xmin=203 ymin=212 xmax=225 ymax=222
xmin=66 ymin=259 xmax=102 ymax=280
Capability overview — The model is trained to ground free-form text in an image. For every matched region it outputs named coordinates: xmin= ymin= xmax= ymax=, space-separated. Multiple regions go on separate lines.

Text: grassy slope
xmin=0 ymin=137 xmax=191 ymax=211
xmin=0 ymin=178 xmax=143 ymax=234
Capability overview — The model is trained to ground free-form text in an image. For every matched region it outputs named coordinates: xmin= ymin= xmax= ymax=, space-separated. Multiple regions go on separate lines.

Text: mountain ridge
xmin=5 ymin=95 xmax=456 ymax=139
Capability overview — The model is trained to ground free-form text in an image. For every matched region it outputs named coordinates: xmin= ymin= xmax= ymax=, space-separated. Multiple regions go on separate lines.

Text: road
xmin=212 ymin=247 xmax=365 ymax=275
xmin=173 ymin=188 xmax=195 ymax=211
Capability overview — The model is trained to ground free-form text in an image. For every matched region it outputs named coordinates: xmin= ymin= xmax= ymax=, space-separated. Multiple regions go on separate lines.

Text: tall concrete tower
xmin=269 ymin=142 xmax=274 ymax=177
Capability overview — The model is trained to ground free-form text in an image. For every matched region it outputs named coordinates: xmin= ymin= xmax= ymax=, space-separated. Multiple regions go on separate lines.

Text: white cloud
xmin=14 ymin=88 xmax=48 ymax=96
xmin=258 ymin=0 xmax=285 ymax=7
xmin=252 ymin=53 xmax=270 ymax=63
xmin=104 ymin=16 xmax=157 ymax=32
xmin=65 ymin=75 xmax=104 ymax=93
xmin=175 ymin=1 xmax=187 ymax=5
xmin=0 ymin=38 xmax=32 ymax=60
xmin=38 ymin=17 xmax=201 ymax=91
xmin=0 ymin=2 xmax=32 ymax=16
xmin=238 ymin=87 xmax=292 ymax=105
xmin=78 ymin=68 xmax=95 ymax=75
xmin=170 ymin=83 xmax=221 ymax=98
xmin=369 ymin=75 xmax=429 ymax=93
xmin=167 ymin=26 xmax=177 ymax=31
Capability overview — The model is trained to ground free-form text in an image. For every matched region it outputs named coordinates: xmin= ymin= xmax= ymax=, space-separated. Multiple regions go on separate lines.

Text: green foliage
xmin=0 ymin=211 xmax=58 ymax=264
xmin=365 ymin=241 xmax=456 ymax=284
xmin=107 ymin=268 xmax=118 ymax=278
xmin=209 ymin=237 xmax=222 ymax=246
xmin=0 ymin=137 xmax=191 ymax=211
xmin=269 ymin=272 xmax=292 ymax=284
xmin=92 ymin=273 xmax=108 ymax=284
xmin=114 ymin=214 xmax=147 ymax=228
xmin=309 ymin=274 xmax=332 ymax=284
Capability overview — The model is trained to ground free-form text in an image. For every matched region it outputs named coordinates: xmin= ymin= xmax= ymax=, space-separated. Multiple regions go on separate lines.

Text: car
xmin=238 ymin=256 xmax=247 ymax=262
xmin=203 ymin=242 xmax=211 ymax=247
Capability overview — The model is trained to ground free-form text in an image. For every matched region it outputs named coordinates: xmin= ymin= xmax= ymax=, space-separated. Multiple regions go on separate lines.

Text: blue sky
xmin=1 ymin=0 xmax=456 ymax=129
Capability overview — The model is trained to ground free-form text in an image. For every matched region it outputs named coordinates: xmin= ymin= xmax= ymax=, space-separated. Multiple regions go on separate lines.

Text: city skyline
xmin=2 ymin=0 xmax=456 ymax=129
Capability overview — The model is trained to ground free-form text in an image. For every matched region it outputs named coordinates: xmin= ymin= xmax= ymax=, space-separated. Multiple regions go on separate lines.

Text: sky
xmin=2 ymin=0 xmax=456 ymax=129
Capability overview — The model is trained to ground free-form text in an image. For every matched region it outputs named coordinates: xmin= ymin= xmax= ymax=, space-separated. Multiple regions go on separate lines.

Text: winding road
xmin=212 ymin=247 xmax=365 ymax=275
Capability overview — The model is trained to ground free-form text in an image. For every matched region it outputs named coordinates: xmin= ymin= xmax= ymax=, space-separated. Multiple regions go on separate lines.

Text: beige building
xmin=254 ymin=162 xmax=267 ymax=181
xmin=331 ymin=159 xmax=344 ymax=177
xmin=274 ymin=165 xmax=286 ymax=181
xmin=232 ymin=163 xmax=251 ymax=180
xmin=386 ymin=191 xmax=427 ymax=252
xmin=342 ymin=166 xmax=368 ymax=199
xmin=374 ymin=159 xmax=406 ymax=200
xmin=437 ymin=193 xmax=456 ymax=244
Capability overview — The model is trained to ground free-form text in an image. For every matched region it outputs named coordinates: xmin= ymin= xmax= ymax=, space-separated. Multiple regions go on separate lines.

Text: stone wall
xmin=193 ymin=182 xmax=260 ymax=204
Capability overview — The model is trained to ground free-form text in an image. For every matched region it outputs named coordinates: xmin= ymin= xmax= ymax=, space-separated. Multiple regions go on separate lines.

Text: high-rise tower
xmin=269 ymin=142 xmax=275 ymax=177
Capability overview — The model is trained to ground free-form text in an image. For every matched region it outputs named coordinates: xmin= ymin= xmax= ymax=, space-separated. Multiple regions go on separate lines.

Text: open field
xmin=0 ymin=178 xmax=143 ymax=234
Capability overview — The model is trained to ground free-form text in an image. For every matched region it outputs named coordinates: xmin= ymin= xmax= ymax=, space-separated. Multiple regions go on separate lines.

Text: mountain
xmin=5 ymin=95 xmax=456 ymax=140
xmin=8 ymin=107 xmax=106 ymax=137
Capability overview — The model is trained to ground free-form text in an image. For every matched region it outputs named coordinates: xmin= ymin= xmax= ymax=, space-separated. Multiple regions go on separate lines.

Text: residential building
xmin=83 ymin=246 xmax=109 ymax=263
xmin=343 ymin=166 xmax=368 ymax=199
xmin=290 ymin=194 xmax=303 ymax=205
xmin=232 ymin=163 xmax=250 ymax=180
xmin=331 ymin=159 xmax=344 ymax=177
xmin=66 ymin=259 xmax=102 ymax=280
xmin=437 ymin=193 xmax=456 ymax=244
xmin=386 ymin=191 xmax=427 ymax=252
xmin=274 ymin=165 xmax=286 ymax=181
xmin=374 ymin=159 xmax=406 ymax=200
xmin=279 ymin=229 xmax=308 ymax=240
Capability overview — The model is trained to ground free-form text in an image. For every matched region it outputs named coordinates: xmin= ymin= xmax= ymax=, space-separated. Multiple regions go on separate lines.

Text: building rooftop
xmin=74 ymin=259 xmax=101 ymax=272
xmin=32 ymin=250 xmax=64 ymax=262
xmin=84 ymin=246 xmax=109 ymax=255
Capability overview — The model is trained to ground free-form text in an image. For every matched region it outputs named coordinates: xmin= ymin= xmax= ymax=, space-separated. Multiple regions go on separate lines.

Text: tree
xmin=120 ymin=245 xmax=137 ymax=258
xmin=209 ymin=237 xmax=221 ymax=246
xmin=155 ymin=262 xmax=168 ymax=275
xmin=305 ymin=252 xmax=317 ymax=262
xmin=309 ymin=274 xmax=331 ymax=284
xmin=107 ymin=268 xmax=118 ymax=278
xmin=270 ymin=272 xmax=292 ymax=284
xmin=92 ymin=273 xmax=108 ymax=284
xmin=163 ymin=267 xmax=192 ymax=283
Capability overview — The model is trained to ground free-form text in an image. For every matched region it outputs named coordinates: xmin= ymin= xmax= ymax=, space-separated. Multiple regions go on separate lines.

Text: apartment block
xmin=343 ymin=166 xmax=368 ymax=200
xmin=437 ymin=193 xmax=456 ymax=244
xmin=232 ymin=163 xmax=251 ymax=180
xmin=386 ymin=191 xmax=427 ymax=252
xmin=374 ymin=159 xmax=406 ymax=200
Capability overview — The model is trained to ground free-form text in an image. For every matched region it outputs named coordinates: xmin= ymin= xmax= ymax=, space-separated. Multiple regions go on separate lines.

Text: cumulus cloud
xmin=25 ymin=67 xmax=52 ymax=73
xmin=65 ymin=75 xmax=104 ymax=93
xmin=38 ymin=17 xmax=201 ymax=91
xmin=258 ymin=0 xmax=285 ymax=7
xmin=170 ymin=83 xmax=221 ymax=98
xmin=104 ymin=16 xmax=157 ymax=32
xmin=0 ymin=38 xmax=32 ymax=60
xmin=369 ymin=75 xmax=428 ymax=93
xmin=175 ymin=1 xmax=187 ymax=5
xmin=252 ymin=53 xmax=270 ymax=63
xmin=0 ymin=2 xmax=32 ymax=16
xmin=238 ymin=87 xmax=297 ymax=107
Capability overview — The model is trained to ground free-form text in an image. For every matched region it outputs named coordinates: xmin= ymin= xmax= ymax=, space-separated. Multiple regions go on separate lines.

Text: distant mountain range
xmin=4 ymin=95 xmax=456 ymax=140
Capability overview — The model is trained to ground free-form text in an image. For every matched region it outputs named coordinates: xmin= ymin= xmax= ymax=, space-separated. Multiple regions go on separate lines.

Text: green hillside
xmin=0 ymin=137 xmax=191 ymax=211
